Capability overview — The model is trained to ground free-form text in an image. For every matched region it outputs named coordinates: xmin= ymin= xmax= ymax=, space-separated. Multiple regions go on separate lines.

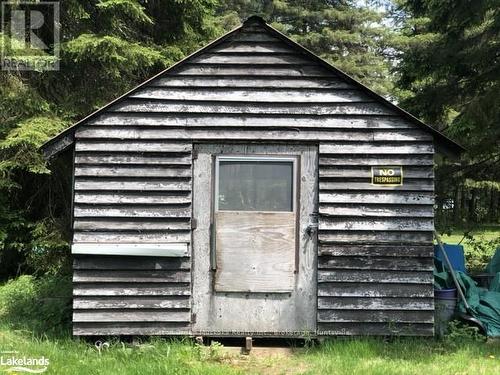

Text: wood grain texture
xmin=214 ymin=211 xmax=296 ymax=292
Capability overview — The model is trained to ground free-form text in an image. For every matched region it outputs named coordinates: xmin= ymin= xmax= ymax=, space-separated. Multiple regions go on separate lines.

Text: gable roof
xmin=41 ymin=15 xmax=464 ymax=159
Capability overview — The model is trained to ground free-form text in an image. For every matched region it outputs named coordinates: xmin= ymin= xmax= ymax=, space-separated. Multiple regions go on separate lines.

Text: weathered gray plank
xmin=111 ymin=100 xmax=393 ymax=116
xmin=317 ymin=282 xmax=433 ymax=298
xmin=73 ymin=296 xmax=190 ymax=309
xmin=191 ymin=53 xmax=313 ymax=65
xmin=318 ymin=256 xmax=433 ymax=271
xmin=73 ymin=310 xmax=190 ymax=323
xmin=74 ymin=219 xmax=190 ymax=231
xmin=226 ymin=32 xmax=282 ymax=42
xmin=74 ymin=178 xmax=191 ymax=192
xmin=73 ymin=283 xmax=191 ymax=296
xmin=320 ymin=143 xmax=434 ymax=154
xmin=318 ymin=297 xmax=434 ymax=310
xmin=89 ymin=114 xmax=416 ymax=130
xmin=171 ymin=64 xmax=330 ymax=76
xmin=319 ymin=155 xmax=434 ymax=166
xmin=319 ymin=167 xmax=432 ymax=179
xmin=318 ymin=230 xmax=433 ymax=244
xmin=318 ymin=270 xmax=433 ymax=284
xmin=75 ymin=127 xmax=430 ymax=142
xmin=319 ymin=204 xmax=434 ymax=218
xmin=210 ymin=42 xmax=295 ymax=54
xmin=130 ymin=87 xmax=369 ymax=103
xmin=73 ymin=270 xmax=190 ymax=283
xmin=73 ymin=256 xmax=190 ymax=270
xmin=317 ymin=322 xmax=433 ymax=336
xmin=318 ymin=218 xmax=434 ymax=231
xmin=73 ymin=231 xmax=191 ymax=243
xmin=75 ymin=165 xmax=191 ymax=178
xmin=73 ymin=322 xmax=190 ymax=336
xmin=74 ymin=192 xmax=190 ymax=205
xmin=319 ymin=181 xmax=434 ymax=192
xmin=75 ymin=141 xmax=192 ymax=153
xmin=150 ymin=76 xmax=354 ymax=89
xmin=73 ymin=205 xmax=190 ymax=218
xmin=317 ymin=310 xmax=433 ymax=323
xmin=75 ymin=153 xmax=192 ymax=166
xmin=318 ymin=245 xmax=433 ymax=258
xmin=319 ymin=192 xmax=434 ymax=205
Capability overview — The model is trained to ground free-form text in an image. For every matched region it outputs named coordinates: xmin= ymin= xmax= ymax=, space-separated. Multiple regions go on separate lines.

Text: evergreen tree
xmin=393 ymin=0 xmax=500 ymax=227
xmin=218 ymin=0 xmax=397 ymax=95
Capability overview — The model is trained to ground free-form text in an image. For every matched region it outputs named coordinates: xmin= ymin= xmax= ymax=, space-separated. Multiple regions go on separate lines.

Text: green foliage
xmin=0 ymin=274 xmax=72 ymax=336
xmin=444 ymin=320 xmax=486 ymax=346
xmin=217 ymin=1 xmax=397 ymax=96
xmin=463 ymin=236 xmax=500 ymax=273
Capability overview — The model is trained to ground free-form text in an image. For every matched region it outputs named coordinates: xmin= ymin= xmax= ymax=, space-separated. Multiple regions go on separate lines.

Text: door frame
xmin=191 ymin=144 xmax=318 ymax=336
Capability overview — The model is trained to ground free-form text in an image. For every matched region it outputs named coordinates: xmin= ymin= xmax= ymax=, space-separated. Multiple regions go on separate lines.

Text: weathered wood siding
xmin=71 ymin=19 xmax=434 ymax=336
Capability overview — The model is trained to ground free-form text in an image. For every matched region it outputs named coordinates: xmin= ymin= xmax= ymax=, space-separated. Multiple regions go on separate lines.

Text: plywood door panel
xmin=214 ymin=211 xmax=295 ymax=292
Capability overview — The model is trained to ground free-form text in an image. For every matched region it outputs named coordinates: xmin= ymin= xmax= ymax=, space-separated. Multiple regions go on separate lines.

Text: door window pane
xmin=217 ymin=159 xmax=294 ymax=212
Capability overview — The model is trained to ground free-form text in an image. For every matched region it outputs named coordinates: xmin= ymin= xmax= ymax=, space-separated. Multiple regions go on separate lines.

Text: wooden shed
xmin=42 ymin=16 xmax=463 ymax=337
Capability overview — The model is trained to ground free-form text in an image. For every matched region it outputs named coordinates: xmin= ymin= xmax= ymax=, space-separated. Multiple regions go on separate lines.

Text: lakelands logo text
xmin=0 ymin=351 xmax=49 ymax=373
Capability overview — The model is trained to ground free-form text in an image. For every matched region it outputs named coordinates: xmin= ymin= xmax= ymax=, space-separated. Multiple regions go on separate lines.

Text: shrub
xmin=0 ymin=274 xmax=72 ymax=336
xmin=463 ymin=236 xmax=500 ymax=273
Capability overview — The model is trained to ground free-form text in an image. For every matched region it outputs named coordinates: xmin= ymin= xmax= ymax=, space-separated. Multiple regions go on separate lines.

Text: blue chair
xmin=434 ymin=244 xmax=466 ymax=273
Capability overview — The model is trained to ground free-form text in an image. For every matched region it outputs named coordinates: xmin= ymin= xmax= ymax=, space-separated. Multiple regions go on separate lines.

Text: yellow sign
xmin=371 ymin=166 xmax=403 ymax=186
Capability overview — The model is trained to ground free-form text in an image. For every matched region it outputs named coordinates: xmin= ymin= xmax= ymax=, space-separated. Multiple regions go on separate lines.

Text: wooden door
xmin=192 ymin=144 xmax=317 ymax=336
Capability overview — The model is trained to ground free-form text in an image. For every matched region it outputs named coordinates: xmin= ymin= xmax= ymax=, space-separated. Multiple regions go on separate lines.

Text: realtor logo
xmin=1 ymin=1 xmax=60 ymax=71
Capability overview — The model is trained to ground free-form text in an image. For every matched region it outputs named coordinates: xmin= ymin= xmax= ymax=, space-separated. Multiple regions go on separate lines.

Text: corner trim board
xmin=71 ymin=243 xmax=189 ymax=257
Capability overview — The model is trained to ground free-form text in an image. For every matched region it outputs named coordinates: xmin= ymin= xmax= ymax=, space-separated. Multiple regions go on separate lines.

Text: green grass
xmin=440 ymin=225 xmax=500 ymax=245
xmin=0 ymin=327 xmax=499 ymax=374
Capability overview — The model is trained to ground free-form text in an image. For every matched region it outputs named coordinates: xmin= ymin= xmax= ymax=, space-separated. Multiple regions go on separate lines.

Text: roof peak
xmin=243 ymin=15 xmax=267 ymax=25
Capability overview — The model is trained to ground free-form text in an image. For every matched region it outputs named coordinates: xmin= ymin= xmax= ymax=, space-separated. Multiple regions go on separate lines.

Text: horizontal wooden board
xmin=320 ymin=143 xmax=434 ymax=154
xmin=75 ymin=153 xmax=192 ymax=166
xmin=73 ymin=205 xmax=190 ymax=218
xmin=318 ymin=270 xmax=433 ymax=284
xmin=75 ymin=140 xmax=192 ymax=153
xmin=191 ymin=53 xmax=312 ymax=65
xmin=318 ymin=218 xmax=434 ymax=231
xmin=223 ymin=32 xmax=282 ymax=42
xmin=130 ymin=87 xmax=369 ymax=103
xmin=73 ymin=296 xmax=190 ymax=310
xmin=73 ymin=310 xmax=190 ymax=323
xmin=210 ymin=42 xmax=295 ymax=54
xmin=318 ymin=256 xmax=433 ymax=271
xmin=319 ymin=245 xmax=433 ymax=258
xmin=317 ymin=322 xmax=433 ymax=336
xmin=73 ymin=231 xmax=191 ymax=243
xmin=73 ymin=256 xmax=190 ymax=270
xmin=89 ymin=114 xmax=416 ymax=130
xmin=111 ymin=100 xmax=393 ymax=116
xmin=319 ymin=167 xmax=432 ymax=179
xmin=318 ymin=230 xmax=433 ymax=244
xmin=318 ymin=282 xmax=433 ymax=298
xmin=75 ymin=165 xmax=191 ymax=178
xmin=319 ymin=192 xmax=434 ymax=205
xmin=76 ymin=127 xmax=430 ymax=143
xmin=73 ymin=283 xmax=191 ymax=296
xmin=319 ymin=204 xmax=434 ymax=218
xmin=318 ymin=297 xmax=434 ymax=310
xmin=151 ymin=76 xmax=354 ymax=89
xmin=73 ymin=270 xmax=190 ymax=283
xmin=318 ymin=245 xmax=433 ymax=258
xmin=319 ymin=155 xmax=434 ymax=166
xmin=319 ymin=181 xmax=433 ymax=192
xmin=171 ymin=64 xmax=331 ymax=76
xmin=317 ymin=310 xmax=433 ymax=324
xmin=74 ymin=178 xmax=191 ymax=192
xmin=74 ymin=219 xmax=190 ymax=231
xmin=73 ymin=322 xmax=190 ymax=336
xmin=74 ymin=192 xmax=191 ymax=205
